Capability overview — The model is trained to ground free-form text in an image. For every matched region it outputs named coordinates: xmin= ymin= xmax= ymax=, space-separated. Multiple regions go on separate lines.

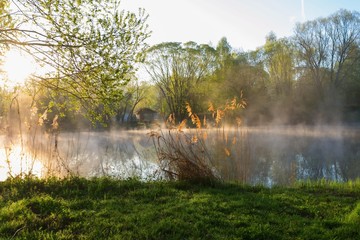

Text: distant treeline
xmin=141 ymin=9 xmax=360 ymax=126
xmin=1 ymin=5 xmax=359 ymax=130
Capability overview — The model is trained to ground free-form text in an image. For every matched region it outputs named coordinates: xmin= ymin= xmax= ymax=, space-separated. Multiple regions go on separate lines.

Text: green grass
xmin=0 ymin=178 xmax=360 ymax=239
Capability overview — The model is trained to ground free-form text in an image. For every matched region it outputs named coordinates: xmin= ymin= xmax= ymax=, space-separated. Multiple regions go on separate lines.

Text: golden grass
xmin=150 ymin=96 xmax=246 ymax=183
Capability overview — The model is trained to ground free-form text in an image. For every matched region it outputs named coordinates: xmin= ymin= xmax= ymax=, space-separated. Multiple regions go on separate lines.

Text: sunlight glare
xmin=0 ymin=145 xmax=44 ymax=181
xmin=2 ymin=49 xmax=36 ymax=88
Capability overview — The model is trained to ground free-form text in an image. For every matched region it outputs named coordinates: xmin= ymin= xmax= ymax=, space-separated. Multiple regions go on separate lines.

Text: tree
xmin=0 ymin=0 xmax=12 ymax=72
xmin=0 ymin=0 xmax=13 ymax=122
xmin=342 ymin=45 xmax=360 ymax=121
xmin=146 ymin=42 xmax=217 ymax=121
xmin=1 ymin=0 xmax=150 ymax=122
xmin=216 ymin=37 xmax=232 ymax=69
xmin=209 ymin=38 xmax=268 ymax=125
xmin=255 ymin=33 xmax=299 ymax=124
xmin=216 ymin=53 xmax=268 ymax=125
xmin=263 ymin=33 xmax=295 ymax=97
xmin=114 ymin=79 xmax=151 ymax=125
xmin=294 ymin=9 xmax=360 ymax=120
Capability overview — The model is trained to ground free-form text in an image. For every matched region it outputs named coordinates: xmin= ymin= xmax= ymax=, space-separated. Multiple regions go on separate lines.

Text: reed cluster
xmin=149 ymin=97 xmax=246 ymax=183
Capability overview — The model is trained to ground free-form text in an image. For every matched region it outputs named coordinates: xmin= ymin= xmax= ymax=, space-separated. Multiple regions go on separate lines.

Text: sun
xmin=1 ymin=48 xmax=36 ymax=88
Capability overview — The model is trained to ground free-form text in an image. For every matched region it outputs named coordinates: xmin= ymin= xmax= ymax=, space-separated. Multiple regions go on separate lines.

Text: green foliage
xmin=114 ymin=79 xmax=154 ymax=126
xmin=2 ymin=0 xmax=151 ymax=123
xmin=134 ymin=82 xmax=159 ymax=111
xmin=146 ymin=42 xmax=217 ymax=120
xmin=145 ymin=9 xmax=360 ymax=125
xmin=0 ymin=0 xmax=13 ymax=52
xmin=0 ymin=86 xmax=11 ymax=119
xmin=0 ymin=178 xmax=360 ymax=239
xmin=0 ymin=0 xmax=12 ymax=76
xmin=346 ymin=202 xmax=360 ymax=224
xmin=211 ymin=39 xmax=269 ymax=125
xmin=294 ymin=9 xmax=360 ymax=121
xmin=216 ymin=37 xmax=232 ymax=68
xmin=263 ymin=33 xmax=295 ymax=97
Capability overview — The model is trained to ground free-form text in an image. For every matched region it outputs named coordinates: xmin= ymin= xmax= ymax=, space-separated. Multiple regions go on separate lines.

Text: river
xmin=1 ymin=126 xmax=359 ymax=186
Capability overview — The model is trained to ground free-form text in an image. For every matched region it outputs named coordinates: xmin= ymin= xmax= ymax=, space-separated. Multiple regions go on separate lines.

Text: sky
xmin=121 ymin=0 xmax=360 ymax=51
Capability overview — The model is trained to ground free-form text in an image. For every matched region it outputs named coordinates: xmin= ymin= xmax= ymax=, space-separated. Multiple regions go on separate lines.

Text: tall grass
xmin=3 ymin=95 xmax=90 ymax=180
xmin=149 ymin=97 xmax=246 ymax=183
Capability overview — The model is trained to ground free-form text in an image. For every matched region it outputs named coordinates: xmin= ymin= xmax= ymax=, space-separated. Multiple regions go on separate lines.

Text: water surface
xmin=1 ymin=126 xmax=359 ymax=186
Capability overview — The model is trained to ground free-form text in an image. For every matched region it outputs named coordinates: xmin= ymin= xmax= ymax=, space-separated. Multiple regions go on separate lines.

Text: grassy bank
xmin=0 ymin=178 xmax=360 ymax=239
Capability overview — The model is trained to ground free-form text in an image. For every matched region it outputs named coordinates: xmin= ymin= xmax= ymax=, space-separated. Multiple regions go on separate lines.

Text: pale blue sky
xmin=121 ymin=0 xmax=360 ymax=51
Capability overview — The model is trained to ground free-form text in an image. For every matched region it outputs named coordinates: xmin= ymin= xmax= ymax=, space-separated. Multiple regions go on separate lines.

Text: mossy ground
xmin=0 ymin=178 xmax=359 ymax=239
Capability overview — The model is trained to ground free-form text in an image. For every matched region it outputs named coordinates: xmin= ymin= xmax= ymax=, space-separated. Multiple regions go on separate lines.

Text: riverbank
xmin=1 ymin=178 xmax=359 ymax=239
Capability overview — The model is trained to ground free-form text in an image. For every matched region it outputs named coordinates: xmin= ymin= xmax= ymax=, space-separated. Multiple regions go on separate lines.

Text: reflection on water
xmin=0 ymin=137 xmax=44 ymax=181
xmin=52 ymin=131 xmax=160 ymax=179
xmin=0 ymin=131 xmax=159 ymax=181
xmin=207 ymin=126 xmax=360 ymax=186
xmin=0 ymin=126 xmax=359 ymax=185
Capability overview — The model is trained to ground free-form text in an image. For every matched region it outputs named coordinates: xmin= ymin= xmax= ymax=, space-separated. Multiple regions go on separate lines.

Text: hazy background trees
xmin=144 ymin=9 xmax=360 ymax=126
xmin=1 ymin=4 xmax=359 ymax=129
xmin=294 ymin=9 xmax=360 ymax=123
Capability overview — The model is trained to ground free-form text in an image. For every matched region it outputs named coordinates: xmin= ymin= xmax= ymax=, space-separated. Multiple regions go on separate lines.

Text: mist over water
xmin=0 ymin=130 xmax=159 ymax=181
xmin=212 ymin=126 xmax=360 ymax=186
xmin=0 ymin=126 xmax=359 ymax=186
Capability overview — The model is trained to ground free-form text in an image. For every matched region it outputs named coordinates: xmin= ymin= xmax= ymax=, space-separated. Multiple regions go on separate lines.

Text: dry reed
xmin=149 ymin=96 xmax=246 ymax=183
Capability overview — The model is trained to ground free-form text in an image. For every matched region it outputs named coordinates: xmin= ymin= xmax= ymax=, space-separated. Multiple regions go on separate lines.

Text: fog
xmin=1 ymin=89 xmax=359 ymax=185
xmin=1 ymin=125 xmax=359 ymax=186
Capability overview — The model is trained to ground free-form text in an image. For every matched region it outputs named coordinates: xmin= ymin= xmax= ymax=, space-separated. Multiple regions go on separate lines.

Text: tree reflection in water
xmin=1 ymin=127 xmax=359 ymax=185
